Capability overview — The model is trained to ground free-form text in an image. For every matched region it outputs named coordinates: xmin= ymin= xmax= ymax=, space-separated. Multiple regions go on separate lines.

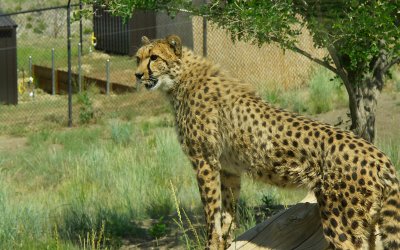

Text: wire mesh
xmin=0 ymin=4 xmax=323 ymax=131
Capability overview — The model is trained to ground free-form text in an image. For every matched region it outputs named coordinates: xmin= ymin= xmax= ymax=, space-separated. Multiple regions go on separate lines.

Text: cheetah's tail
xmin=379 ymin=181 xmax=400 ymax=250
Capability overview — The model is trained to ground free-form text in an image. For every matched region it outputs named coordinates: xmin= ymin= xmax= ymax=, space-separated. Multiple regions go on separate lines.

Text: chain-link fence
xmin=0 ymin=3 xmax=324 ymax=131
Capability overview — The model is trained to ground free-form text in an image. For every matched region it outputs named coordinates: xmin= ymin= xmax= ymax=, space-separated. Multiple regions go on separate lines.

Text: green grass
xmin=0 ymin=122 xmax=195 ymax=248
xmin=0 ymin=123 xmax=187 ymax=248
xmin=1 ymin=102 xmax=399 ymax=249
xmin=308 ymin=68 xmax=347 ymax=114
xmin=0 ymin=118 xmax=311 ymax=249
xmin=377 ymin=137 xmax=400 ymax=173
xmin=4 ymin=113 xmax=397 ymax=249
xmin=18 ymin=42 xmax=77 ymax=73
xmin=260 ymin=67 xmax=348 ymax=115
xmin=0 ymin=89 xmax=171 ymax=136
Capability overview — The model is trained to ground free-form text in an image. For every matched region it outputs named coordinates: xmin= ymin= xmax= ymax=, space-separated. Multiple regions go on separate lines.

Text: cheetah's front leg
xmin=192 ymin=157 xmax=224 ymax=250
xmin=220 ymin=171 xmax=241 ymax=248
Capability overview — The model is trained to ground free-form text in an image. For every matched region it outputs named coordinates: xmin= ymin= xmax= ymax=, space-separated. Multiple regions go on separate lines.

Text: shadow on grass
xmin=59 ymin=206 xmax=147 ymax=248
xmin=56 ymin=196 xmax=292 ymax=249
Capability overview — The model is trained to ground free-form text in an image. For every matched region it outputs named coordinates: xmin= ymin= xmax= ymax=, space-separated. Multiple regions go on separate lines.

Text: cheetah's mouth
xmin=144 ymin=78 xmax=159 ymax=90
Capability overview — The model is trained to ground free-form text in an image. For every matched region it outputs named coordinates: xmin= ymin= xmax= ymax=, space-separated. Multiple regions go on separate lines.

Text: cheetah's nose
xmin=135 ymin=72 xmax=144 ymax=80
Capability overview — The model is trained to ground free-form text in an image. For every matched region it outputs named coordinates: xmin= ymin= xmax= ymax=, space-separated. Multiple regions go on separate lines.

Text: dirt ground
xmin=0 ymin=136 xmax=28 ymax=152
xmin=312 ymin=92 xmax=400 ymax=140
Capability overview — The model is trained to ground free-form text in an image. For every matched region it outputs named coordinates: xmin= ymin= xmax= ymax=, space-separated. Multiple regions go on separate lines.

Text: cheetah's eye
xmin=136 ymin=56 xmax=140 ymax=64
xmin=150 ymin=55 xmax=158 ymax=61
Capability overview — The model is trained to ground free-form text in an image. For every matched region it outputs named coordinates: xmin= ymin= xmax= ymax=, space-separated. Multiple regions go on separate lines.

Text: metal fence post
xmin=106 ymin=59 xmax=110 ymax=95
xmin=202 ymin=0 xmax=207 ymax=57
xmin=78 ymin=42 xmax=82 ymax=92
xmin=79 ymin=0 xmax=83 ymax=53
xmin=29 ymin=56 xmax=32 ymax=78
xmin=67 ymin=0 xmax=72 ymax=127
xmin=51 ymin=48 xmax=55 ymax=95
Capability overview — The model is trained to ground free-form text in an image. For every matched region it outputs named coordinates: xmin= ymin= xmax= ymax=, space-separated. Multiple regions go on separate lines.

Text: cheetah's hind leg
xmin=315 ymin=182 xmax=377 ymax=249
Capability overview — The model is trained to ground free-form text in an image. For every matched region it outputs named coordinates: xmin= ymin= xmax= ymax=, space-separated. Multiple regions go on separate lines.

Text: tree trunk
xmin=328 ymin=47 xmax=387 ymax=144
xmin=344 ymin=55 xmax=387 ymax=143
xmin=348 ymin=83 xmax=380 ymax=143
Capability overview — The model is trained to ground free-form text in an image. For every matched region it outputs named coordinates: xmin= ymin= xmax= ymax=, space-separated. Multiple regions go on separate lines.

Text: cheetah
xmin=135 ymin=35 xmax=400 ymax=250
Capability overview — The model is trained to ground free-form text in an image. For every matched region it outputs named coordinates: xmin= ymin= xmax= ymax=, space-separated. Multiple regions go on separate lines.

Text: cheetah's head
xmin=135 ymin=35 xmax=182 ymax=91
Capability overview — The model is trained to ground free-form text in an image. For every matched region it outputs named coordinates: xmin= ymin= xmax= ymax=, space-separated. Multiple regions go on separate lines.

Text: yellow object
xmin=18 ymin=77 xmax=33 ymax=95
xmin=18 ymin=81 xmax=26 ymax=94
xmin=91 ymin=33 xmax=97 ymax=46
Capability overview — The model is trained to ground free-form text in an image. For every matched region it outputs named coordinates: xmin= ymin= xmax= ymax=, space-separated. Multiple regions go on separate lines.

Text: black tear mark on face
xmin=150 ymin=54 xmax=158 ymax=61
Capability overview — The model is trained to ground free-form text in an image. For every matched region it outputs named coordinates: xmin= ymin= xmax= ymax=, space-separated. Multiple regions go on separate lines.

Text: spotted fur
xmin=135 ymin=35 xmax=400 ymax=250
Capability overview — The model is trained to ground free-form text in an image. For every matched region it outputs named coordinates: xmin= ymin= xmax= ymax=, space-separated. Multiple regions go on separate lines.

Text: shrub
xmin=76 ymin=92 xmax=94 ymax=124
xmin=308 ymin=68 xmax=345 ymax=114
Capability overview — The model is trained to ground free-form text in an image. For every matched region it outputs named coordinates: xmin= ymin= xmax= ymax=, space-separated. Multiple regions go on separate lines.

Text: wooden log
xmin=228 ymin=194 xmax=329 ymax=250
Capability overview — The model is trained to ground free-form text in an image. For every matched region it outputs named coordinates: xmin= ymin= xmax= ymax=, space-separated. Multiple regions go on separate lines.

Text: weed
xmin=236 ymin=199 xmax=258 ymax=234
xmin=377 ymin=138 xmax=400 ymax=172
xmin=170 ymin=181 xmax=191 ymax=247
xmin=109 ymin=120 xmax=132 ymax=146
xmin=53 ymin=224 xmax=60 ymax=250
xmin=146 ymin=195 xmax=174 ymax=219
xmin=280 ymin=90 xmax=309 ymax=114
xmin=76 ymin=92 xmax=94 ymax=124
xmin=170 ymin=181 xmax=204 ymax=249
xmin=148 ymin=217 xmax=168 ymax=239
xmin=78 ymin=220 xmax=106 ymax=250
xmin=43 ymin=113 xmax=66 ymax=125
xmin=261 ymin=193 xmax=277 ymax=208
xmin=262 ymin=88 xmax=282 ymax=104
xmin=308 ymin=68 xmax=345 ymax=114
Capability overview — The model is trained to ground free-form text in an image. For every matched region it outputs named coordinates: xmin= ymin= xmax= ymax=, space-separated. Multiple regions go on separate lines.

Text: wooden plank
xmin=228 ymin=201 xmax=329 ymax=250
xmin=33 ymin=65 xmax=54 ymax=93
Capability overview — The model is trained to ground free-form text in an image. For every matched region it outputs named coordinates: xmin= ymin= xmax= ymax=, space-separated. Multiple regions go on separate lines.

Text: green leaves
xmin=82 ymin=0 xmax=399 ymax=83
xmin=201 ymin=1 xmax=301 ymax=48
xmin=333 ymin=1 xmax=398 ymax=69
xmin=82 ymin=0 xmax=192 ymax=19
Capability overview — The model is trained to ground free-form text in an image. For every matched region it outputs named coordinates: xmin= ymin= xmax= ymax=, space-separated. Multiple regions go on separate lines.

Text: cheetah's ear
xmin=166 ymin=35 xmax=182 ymax=58
xmin=141 ymin=36 xmax=151 ymax=45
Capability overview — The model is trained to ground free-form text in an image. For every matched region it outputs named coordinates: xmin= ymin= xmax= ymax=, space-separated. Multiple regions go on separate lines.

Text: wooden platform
xmin=228 ymin=194 xmax=329 ymax=250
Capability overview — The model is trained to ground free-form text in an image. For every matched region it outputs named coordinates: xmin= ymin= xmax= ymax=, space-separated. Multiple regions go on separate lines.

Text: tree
xmin=84 ymin=0 xmax=400 ymax=142
xmin=202 ymin=0 xmax=400 ymax=143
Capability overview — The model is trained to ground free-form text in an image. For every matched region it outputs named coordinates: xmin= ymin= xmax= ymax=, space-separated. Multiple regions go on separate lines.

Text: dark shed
xmin=0 ymin=13 xmax=17 ymax=105
xmin=93 ymin=6 xmax=193 ymax=56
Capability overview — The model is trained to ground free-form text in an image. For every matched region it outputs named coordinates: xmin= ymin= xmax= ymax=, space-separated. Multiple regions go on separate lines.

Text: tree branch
xmin=326 ymin=46 xmax=350 ymax=87
xmin=383 ymin=56 xmax=400 ymax=73
xmin=327 ymin=45 xmax=358 ymax=128
xmin=289 ymin=46 xmax=339 ymax=75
